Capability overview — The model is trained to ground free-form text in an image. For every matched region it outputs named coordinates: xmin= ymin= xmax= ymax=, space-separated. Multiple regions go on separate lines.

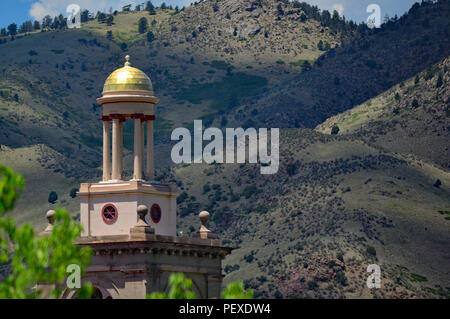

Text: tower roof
xmin=103 ymin=55 xmax=153 ymax=93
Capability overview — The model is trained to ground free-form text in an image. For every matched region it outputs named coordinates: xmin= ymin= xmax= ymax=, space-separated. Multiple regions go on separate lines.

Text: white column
xmin=133 ymin=117 xmax=143 ymax=180
xmin=140 ymin=120 xmax=145 ymax=179
xmin=118 ymin=120 xmax=123 ymax=180
xmin=111 ymin=118 xmax=120 ymax=180
xmin=102 ymin=120 xmax=111 ymax=181
xmin=146 ymin=120 xmax=154 ymax=180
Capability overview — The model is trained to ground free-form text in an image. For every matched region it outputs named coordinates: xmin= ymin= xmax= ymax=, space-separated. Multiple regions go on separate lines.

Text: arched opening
xmin=90 ymin=287 xmax=103 ymax=299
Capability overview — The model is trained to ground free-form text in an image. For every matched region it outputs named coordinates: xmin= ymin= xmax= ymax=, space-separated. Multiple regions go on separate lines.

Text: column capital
xmin=110 ymin=114 xmax=126 ymax=121
xmin=101 ymin=115 xmax=111 ymax=121
xmin=143 ymin=115 xmax=155 ymax=121
xmin=130 ymin=113 xmax=145 ymax=120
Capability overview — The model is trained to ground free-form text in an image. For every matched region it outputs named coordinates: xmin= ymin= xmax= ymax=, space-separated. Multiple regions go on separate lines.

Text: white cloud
xmin=29 ymin=0 xmax=138 ymax=21
xmin=29 ymin=2 xmax=57 ymax=20
xmin=332 ymin=3 xmax=344 ymax=16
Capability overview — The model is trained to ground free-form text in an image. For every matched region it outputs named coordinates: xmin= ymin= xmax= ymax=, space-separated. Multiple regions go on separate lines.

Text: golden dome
xmin=102 ymin=55 xmax=153 ymax=93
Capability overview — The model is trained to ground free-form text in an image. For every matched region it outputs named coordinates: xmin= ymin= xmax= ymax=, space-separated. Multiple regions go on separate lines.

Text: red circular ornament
xmin=102 ymin=204 xmax=118 ymax=224
xmin=150 ymin=204 xmax=162 ymax=224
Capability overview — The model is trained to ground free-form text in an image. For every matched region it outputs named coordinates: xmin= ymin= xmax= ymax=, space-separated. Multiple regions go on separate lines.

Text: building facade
xmin=43 ymin=56 xmax=231 ymax=299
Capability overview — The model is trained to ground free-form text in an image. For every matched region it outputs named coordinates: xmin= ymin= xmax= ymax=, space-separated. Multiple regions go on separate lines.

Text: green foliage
xmin=210 ymin=60 xmax=233 ymax=71
xmin=175 ymin=73 xmax=267 ymax=113
xmin=147 ymin=31 xmax=155 ymax=42
xmin=433 ymin=179 xmax=441 ymax=188
xmin=286 ymin=162 xmax=299 ymax=176
xmin=176 ymin=191 xmax=188 ymax=204
xmin=366 ymin=245 xmax=377 ymax=256
xmin=335 ymin=271 xmax=347 ymax=285
xmin=318 ymin=40 xmax=329 ymax=51
xmin=138 ymin=17 xmax=148 ymax=34
xmin=334 ymin=76 xmax=340 ymax=85
xmin=331 ymin=125 xmax=340 ymax=135
xmin=146 ymin=1 xmax=156 ymax=15
xmin=0 ymin=166 xmax=25 ymax=215
xmin=147 ymin=273 xmax=253 ymax=299
xmin=307 ymin=280 xmax=318 ymax=290
xmin=147 ymin=273 xmax=196 ymax=299
xmin=436 ymin=73 xmax=443 ymax=88
xmin=410 ymin=273 xmax=428 ymax=282
xmin=106 ymin=15 xmax=114 ymax=26
xmin=289 ymin=59 xmax=314 ymax=68
xmin=69 ymin=188 xmax=78 ymax=199
xmin=243 ymin=254 xmax=254 ymax=263
xmin=221 ymin=281 xmax=253 ymax=299
xmin=0 ymin=165 xmax=92 ymax=298
xmin=48 ymin=191 xmax=58 ymax=204
xmin=202 ymin=184 xmax=211 ymax=194
xmin=414 ymin=75 xmax=420 ymax=85
xmin=242 ymin=185 xmax=258 ymax=199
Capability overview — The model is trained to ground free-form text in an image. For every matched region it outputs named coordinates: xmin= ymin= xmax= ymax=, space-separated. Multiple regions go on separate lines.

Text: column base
xmin=99 ymin=179 xmax=124 ymax=183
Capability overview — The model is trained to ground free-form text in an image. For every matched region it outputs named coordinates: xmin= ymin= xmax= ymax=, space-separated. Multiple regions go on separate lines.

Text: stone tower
xmin=58 ymin=56 xmax=230 ymax=299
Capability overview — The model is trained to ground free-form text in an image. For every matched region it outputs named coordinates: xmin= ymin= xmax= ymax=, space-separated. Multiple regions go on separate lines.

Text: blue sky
xmin=0 ymin=0 xmax=419 ymax=30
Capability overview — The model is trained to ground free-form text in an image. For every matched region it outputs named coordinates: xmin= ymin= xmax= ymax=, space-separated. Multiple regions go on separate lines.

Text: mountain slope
xmin=166 ymin=129 xmax=450 ymax=298
xmin=316 ymin=56 xmax=449 ymax=169
xmin=228 ymin=0 xmax=450 ymax=129
xmin=0 ymin=0 xmax=344 ymax=171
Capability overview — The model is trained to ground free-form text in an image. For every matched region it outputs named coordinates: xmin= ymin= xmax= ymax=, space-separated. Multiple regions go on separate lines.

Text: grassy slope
xmin=0 ymin=145 xmax=81 ymax=227
xmin=316 ymin=57 xmax=449 ymax=169
xmin=165 ymin=129 xmax=449 ymax=298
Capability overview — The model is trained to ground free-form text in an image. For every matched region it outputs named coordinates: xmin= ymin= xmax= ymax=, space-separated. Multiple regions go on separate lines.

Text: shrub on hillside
xmin=48 ymin=191 xmax=58 ymax=204
xmin=331 ymin=125 xmax=340 ymax=135
xmin=366 ymin=246 xmax=377 ymax=256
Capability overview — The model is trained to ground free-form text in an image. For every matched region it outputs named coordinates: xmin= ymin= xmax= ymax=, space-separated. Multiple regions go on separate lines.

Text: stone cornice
xmin=78 ymin=180 xmax=179 ymax=198
xmin=77 ymin=235 xmax=232 ymax=260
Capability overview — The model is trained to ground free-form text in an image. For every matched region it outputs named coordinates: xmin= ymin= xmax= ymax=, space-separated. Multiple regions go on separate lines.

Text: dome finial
xmin=125 ymin=55 xmax=131 ymax=67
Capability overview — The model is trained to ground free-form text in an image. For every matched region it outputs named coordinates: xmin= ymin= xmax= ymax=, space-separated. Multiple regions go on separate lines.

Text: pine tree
xmin=147 ymin=31 xmax=155 ymax=42
xmin=146 ymin=1 xmax=156 ymax=15
xmin=33 ymin=20 xmax=40 ymax=30
xmin=106 ymin=15 xmax=114 ymax=26
xmin=436 ymin=73 xmax=443 ymax=88
xmin=7 ymin=23 xmax=17 ymax=36
xmin=138 ymin=17 xmax=148 ymax=34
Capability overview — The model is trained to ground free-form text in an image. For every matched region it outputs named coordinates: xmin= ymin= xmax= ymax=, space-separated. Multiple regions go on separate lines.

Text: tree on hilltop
xmin=7 ymin=23 xmax=17 ymax=36
xmin=146 ymin=1 xmax=156 ymax=15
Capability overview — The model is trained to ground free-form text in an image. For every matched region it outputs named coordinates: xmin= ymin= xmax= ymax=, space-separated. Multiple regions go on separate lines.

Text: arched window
xmin=102 ymin=204 xmax=118 ymax=224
